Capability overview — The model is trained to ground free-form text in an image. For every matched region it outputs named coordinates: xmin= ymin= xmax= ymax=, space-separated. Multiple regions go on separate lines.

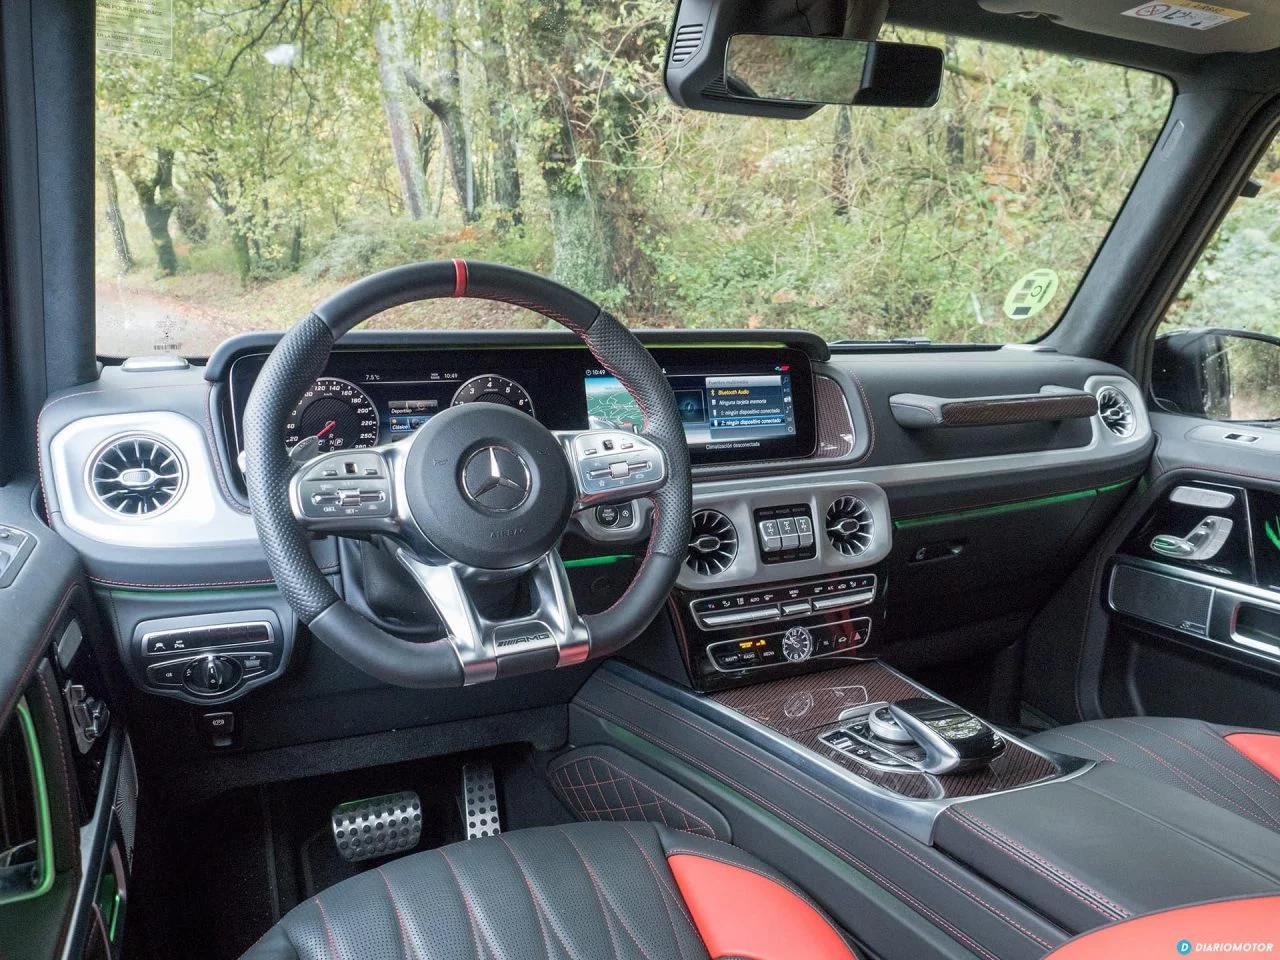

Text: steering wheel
xmin=243 ymin=261 xmax=692 ymax=687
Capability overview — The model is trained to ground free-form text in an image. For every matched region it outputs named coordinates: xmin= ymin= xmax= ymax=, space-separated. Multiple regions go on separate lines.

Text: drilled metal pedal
xmin=331 ymin=791 xmax=422 ymax=863
xmin=462 ymin=762 xmax=501 ymax=839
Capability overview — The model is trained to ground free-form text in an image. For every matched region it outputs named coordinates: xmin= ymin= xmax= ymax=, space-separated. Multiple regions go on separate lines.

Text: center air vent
xmin=89 ymin=435 xmax=185 ymax=517
xmin=1096 ymin=386 xmax=1136 ymax=439
xmin=668 ymin=23 xmax=705 ymax=65
xmin=826 ymin=497 xmax=874 ymax=558
xmin=686 ymin=510 xmax=738 ymax=576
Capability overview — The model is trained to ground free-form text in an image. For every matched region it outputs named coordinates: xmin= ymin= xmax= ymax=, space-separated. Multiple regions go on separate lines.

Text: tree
xmin=121 ymin=148 xmax=178 ymax=275
xmin=477 ymin=0 xmax=521 ymax=226
xmin=374 ymin=21 xmax=429 ymax=220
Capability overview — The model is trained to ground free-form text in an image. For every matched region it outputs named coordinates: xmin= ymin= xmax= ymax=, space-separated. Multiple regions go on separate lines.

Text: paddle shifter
xmin=826 ymin=697 xmax=1006 ymax=775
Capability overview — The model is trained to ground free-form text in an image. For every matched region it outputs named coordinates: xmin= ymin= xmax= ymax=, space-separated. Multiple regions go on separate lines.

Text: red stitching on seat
xmin=1043 ymin=731 xmax=1119 ymax=763
xmin=497 ymin=835 xmax=579 ymax=958
xmin=314 ymin=898 xmax=340 ymax=960
xmin=375 ymin=867 xmax=417 ymax=960
xmin=1089 ymin=726 xmax=1280 ymax=830
xmin=552 ymin=754 xmax=716 ymax=837
xmin=437 ymin=847 xmax=495 ymax=960
xmin=1120 ymin=719 xmax=1280 ymax=803
xmin=556 ymin=826 xmax=654 ymax=958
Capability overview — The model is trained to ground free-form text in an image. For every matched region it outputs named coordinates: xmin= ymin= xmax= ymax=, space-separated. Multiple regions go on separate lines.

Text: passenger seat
xmin=1028 ymin=718 xmax=1280 ymax=832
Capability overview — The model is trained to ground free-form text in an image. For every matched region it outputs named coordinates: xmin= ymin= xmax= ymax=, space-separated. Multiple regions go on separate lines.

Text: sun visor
xmin=979 ymin=0 xmax=1279 ymax=54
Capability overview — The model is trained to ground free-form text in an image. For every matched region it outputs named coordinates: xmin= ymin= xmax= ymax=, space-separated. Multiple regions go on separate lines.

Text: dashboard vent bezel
xmin=1096 ymin=385 xmax=1137 ymax=439
xmin=826 ymin=496 xmax=875 ymax=558
xmin=87 ymin=434 xmax=187 ymax=518
xmin=686 ymin=509 xmax=738 ymax=577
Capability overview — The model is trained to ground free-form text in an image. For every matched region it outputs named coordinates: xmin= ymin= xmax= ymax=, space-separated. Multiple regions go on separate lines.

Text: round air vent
xmin=88 ymin=435 xmax=185 ymax=517
xmin=826 ymin=496 xmax=874 ymax=558
xmin=1096 ymin=386 xmax=1136 ymax=439
xmin=686 ymin=510 xmax=738 ymax=576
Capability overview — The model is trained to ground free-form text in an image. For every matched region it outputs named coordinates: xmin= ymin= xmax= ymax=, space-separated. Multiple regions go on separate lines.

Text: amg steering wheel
xmin=243 ymin=261 xmax=692 ymax=687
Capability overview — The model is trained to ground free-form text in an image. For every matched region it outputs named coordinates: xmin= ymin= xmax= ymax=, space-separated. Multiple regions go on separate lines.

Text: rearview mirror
xmin=725 ymin=34 xmax=943 ymax=108
xmin=1152 ymin=328 xmax=1280 ymax=421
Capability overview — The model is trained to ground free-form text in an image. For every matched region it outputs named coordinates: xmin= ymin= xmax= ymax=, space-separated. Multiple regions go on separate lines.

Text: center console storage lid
xmin=934 ymin=761 xmax=1280 ymax=934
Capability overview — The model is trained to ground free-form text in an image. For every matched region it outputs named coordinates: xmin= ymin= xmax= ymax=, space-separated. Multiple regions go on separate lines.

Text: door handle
xmin=1151 ymin=515 xmax=1233 ymax=561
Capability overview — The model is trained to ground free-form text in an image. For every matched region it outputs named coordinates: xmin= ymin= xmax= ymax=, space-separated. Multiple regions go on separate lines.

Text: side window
xmin=1154 ymin=139 xmax=1280 ymax=422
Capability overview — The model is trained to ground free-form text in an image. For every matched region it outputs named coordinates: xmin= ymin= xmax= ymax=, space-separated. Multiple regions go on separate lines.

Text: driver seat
xmin=242 ymin=821 xmax=859 ymax=960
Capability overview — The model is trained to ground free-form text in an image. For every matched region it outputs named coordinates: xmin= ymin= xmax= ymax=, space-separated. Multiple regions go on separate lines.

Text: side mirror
xmin=1153 ymin=328 xmax=1280 ymax=421
xmin=724 ymin=35 xmax=942 ymax=108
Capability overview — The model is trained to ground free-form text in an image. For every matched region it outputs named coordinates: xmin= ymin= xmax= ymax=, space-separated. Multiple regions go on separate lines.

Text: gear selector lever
xmin=886 ymin=697 xmax=1005 ymax=774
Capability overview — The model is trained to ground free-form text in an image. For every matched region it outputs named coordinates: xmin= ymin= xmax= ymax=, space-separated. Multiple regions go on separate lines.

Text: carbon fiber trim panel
xmin=712 ymin=664 xmax=1060 ymax=800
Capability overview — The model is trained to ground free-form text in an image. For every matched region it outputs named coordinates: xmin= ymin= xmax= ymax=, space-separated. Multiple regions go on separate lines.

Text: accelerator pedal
xmin=461 ymin=762 xmax=502 ymax=839
xmin=331 ymin=791 xmax=422 ymax=863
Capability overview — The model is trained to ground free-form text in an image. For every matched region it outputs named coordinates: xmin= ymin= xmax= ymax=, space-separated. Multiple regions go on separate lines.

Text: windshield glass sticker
xmin=1003 ymin=269 xmax=1060 ymax=321
xmin=98 ymin=0 xmax=173 ymax=60
xmin=1121 ymin=2 xmax=1248 ymax=31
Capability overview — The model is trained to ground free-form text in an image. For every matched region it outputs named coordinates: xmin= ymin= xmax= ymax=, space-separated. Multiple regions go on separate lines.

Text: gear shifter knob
xmin=887 ymin=697 xmax=1005 ymax=774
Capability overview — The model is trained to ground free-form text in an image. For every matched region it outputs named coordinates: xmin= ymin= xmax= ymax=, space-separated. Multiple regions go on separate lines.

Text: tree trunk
xmin=98 ymin=154 xmax=133 ymax=271
xmin=125 ymin=148 xmax=178 ymax=276
xmin=944 ymin=36 xmax=965 ymax=166
xmin=831 ymin=106 xmax=853 ymax=218
xmin=373 ymin=21 xmax=428 ymax=220
xmin=479 ymin=0 xmax=522 ymax=227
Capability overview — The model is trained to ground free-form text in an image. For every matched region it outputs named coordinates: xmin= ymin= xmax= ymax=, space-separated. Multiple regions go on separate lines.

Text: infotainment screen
xmin=587 ymin=347 xmax=817 ymax=464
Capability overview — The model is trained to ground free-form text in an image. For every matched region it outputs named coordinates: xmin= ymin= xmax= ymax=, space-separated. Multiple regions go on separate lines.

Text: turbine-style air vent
xmin=826 ymin=497 xmax=874 ymax=558
xmin=669 ymin=23 xmax=705 ymax=65
xmin=686 ymin=510 xmax=738 ymax=576
xmin=1097 ymin=386 xmax=1136 ymax=439
xmin=89 ymin=435 xmax=185 ymax=517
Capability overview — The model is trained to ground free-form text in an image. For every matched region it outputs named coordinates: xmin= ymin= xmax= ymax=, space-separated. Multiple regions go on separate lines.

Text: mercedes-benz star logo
xmin=461 ymin=445 xmax=531 ymax=512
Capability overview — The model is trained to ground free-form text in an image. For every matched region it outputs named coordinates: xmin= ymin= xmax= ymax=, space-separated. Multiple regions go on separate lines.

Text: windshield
xmin=94 ymin=2 xmax=1172 ymax=357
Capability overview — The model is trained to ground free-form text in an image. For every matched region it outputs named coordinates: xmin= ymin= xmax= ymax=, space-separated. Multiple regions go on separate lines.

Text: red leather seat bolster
xmin=667 ymin=853 xmax=858 ymax=960
xmin=1226 ymin=733 xmax=1280 ymax=779
xmin=1046 ymin=896 xmax=1280 ymax=959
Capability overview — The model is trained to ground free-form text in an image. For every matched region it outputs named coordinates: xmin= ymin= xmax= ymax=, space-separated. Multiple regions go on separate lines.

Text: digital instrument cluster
xmin=229 ymin=345 xmax=817 ymax=465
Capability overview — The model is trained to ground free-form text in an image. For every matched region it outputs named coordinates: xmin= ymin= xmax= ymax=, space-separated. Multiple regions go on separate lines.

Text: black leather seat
xmin=1028 ymin=717 xmax=1280 ymax=832
xmin=242 ymin=821 xmax=859 ymax=960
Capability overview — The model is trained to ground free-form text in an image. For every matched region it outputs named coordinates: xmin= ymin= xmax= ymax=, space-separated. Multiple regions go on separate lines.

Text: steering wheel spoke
xmin=395 ymin=549 xmax=589 ymax=684
xmin=556 ymin=429 xmax=668 ymax=510
xmin=288 ymin=443 xmax=406 ymax=537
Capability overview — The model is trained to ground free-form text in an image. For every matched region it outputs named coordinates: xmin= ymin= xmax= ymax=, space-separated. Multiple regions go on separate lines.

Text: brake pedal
xmin=461 ymin=762 xmax=502 ymax=839
xmin=331 ymin=791 xmax=422 ymax=863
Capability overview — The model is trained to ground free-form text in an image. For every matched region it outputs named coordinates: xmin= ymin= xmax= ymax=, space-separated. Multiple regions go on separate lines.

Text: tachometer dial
xmin=284 ymin=377 xmax=379 ymax=453
xmin=451 ymin=375 xmax=535 ymax=416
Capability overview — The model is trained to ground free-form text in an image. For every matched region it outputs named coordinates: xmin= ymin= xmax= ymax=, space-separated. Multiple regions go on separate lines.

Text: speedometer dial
xmin=284 ymin=377 xmax=379 ymax=453
xmin=450 ymin=375 xmax=535 ymax=416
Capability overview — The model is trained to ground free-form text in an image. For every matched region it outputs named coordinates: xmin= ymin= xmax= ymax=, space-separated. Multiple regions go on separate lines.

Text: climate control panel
xmin=673 ymin=570 xmax=884 ymax=691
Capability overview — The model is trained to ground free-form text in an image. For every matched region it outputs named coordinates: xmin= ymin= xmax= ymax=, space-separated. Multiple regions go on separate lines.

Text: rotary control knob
xmin=781 ymin=625 xmax=814 ymax=663
xmin=184 ymin=655 xmax=241 ymax=695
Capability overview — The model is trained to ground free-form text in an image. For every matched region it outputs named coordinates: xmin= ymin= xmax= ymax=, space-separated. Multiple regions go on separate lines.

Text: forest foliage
xmin=95 ymin=0 xmax=1176 ymax=352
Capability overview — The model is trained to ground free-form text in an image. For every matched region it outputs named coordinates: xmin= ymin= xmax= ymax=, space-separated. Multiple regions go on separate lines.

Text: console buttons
xmin=146 ymin=662 xmax=187 ymax=687
xmin=781 ymin=600 xmax=811 ymax=617
xmin=757 ymin=520 xmax=782 ymax=552
xmin=596 ymin=505 xmax=620 ymax=527
xmin=231 ymin=653 xmax=273 ymax=677
xmin=184 ymin=656 xmax=242 ymax=696
xmin=702 ymin=606 xmax=780 ymax=628
xmin=754 ymin=505 xmax=817 ymax=563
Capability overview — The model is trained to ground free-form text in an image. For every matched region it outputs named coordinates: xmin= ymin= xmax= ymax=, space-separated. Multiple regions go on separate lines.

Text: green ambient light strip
xmin=0 ymin=699 xmax=55 ymax=904
xmin=893 ymin=480 xmax=1133 ymax=530
xmin=562 ymin=554 xmax=634 ymax=569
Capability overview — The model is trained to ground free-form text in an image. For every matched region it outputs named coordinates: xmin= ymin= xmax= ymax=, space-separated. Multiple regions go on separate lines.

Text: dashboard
xmin=227 ymin=345 xmax=819 ymax=467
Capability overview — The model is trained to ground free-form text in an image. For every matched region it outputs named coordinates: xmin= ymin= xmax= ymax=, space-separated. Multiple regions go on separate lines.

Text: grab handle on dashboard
xmin=888 ymin=387 xmax=1097 ymax=429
